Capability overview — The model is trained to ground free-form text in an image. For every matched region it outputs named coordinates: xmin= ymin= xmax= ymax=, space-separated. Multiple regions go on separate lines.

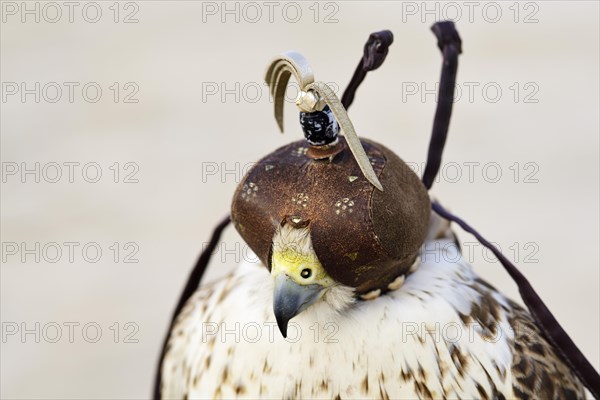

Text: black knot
xmin=299 ymin=105 xmax=339 ymax=146
xmin=431 ymin=21 xmax=462 ymax=54
xmin=363 ymin=30 xmax=394 ymax=71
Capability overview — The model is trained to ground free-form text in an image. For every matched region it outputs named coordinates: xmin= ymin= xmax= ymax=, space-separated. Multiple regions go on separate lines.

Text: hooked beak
xmin=273 ymin=274 xmax=323 ymax=338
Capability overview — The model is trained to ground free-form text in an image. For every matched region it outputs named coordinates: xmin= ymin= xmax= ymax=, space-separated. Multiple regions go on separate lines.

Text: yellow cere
xmin=271 ymin=249 xmax=334 ymax=287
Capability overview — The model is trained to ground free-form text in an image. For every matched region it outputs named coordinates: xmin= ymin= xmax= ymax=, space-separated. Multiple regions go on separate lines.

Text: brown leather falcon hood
xmin=231 ymin=137 xmax=430 ymax=295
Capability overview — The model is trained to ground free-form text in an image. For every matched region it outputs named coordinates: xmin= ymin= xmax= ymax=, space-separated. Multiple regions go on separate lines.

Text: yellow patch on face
xmin=271 ymin=248 xmax=334 ymax=287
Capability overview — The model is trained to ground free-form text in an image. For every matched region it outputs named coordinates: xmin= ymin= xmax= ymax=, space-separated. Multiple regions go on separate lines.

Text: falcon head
xmin=270 ymin=222 xmax=352 ymax=337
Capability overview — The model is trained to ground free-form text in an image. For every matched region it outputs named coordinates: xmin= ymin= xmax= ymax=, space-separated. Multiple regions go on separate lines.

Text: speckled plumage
xmin=160 ymin=213 xmax=585 ymax=399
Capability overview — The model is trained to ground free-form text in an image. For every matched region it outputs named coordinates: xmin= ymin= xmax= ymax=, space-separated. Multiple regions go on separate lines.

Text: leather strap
xmin=422 ymin=21 xmax=462 ymax=190
xmin=341 ymin=30 xmax=394 ymax=110
xmin=424 ymin=21 xmax=599 ymax=399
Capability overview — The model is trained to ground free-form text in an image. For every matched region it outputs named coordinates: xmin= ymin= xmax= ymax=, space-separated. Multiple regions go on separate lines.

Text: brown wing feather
xmin=508 ymin=300 xmax=586 ymax=399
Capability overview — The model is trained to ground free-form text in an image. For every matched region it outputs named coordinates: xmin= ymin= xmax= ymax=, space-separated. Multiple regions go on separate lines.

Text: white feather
xmin=162 ymin=233 xmax=517 ymax=399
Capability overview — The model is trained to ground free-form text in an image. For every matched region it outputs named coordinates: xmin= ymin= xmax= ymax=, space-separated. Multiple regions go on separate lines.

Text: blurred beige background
xmin=1 ymin=1 xmax=598 ymax=398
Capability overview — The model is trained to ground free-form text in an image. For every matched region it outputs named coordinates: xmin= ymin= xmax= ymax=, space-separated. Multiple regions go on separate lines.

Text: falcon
xmin=159 ymin=212 xmax=585 ymax=399
xmin=155 ymin=22 xmax=598 ymax=399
